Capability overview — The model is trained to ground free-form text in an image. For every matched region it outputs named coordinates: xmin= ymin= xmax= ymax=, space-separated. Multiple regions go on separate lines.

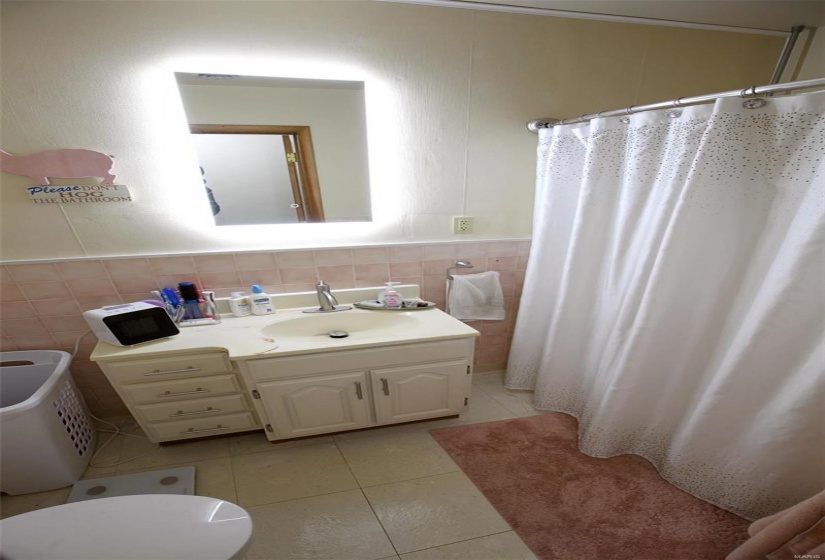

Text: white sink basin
xmin=261 ymin=311 xmax=420 ymax=341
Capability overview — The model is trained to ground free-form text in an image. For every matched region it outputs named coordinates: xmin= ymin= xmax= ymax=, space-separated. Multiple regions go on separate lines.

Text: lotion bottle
xmin=378 ymin=282 xmax=401 ymax=305
xmin=229 ymin=292 xmax=252 ymax=317
xmin=384 ymin=289 xmax=403 ymax=309
xmin=250 ymin=284 xmax=275 ymax=315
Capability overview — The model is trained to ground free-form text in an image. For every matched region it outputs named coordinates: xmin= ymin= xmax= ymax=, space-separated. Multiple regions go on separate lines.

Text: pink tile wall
xmin=0 ymin=241 xmax=530 ymax=417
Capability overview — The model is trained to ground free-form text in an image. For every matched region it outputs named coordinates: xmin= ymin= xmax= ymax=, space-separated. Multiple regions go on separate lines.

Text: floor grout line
xmin=357 ymin=469 xmax=467 ymax=492
xmin=241 ymin=486 xmax=363 ymax=511
xmin=228 ymin=455 xmax=467 ymax=511
xmin=359 ymin=486 xmax=401 ymax=558
xmin=474 ymin=382 xmax=540 ymax=417
xmin=401 ymin=529 xmax=518 ymax=556
xmin=227 ymin=437 xmax=334 ymax=458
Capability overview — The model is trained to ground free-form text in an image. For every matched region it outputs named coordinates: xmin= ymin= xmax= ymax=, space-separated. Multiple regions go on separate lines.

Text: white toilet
xmin=0 ymin=494 xmax=253 ymax=560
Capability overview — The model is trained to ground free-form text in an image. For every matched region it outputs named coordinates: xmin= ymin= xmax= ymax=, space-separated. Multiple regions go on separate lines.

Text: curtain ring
xmin=625 ymin=106 xmax=636 ymax=115
xmin=740 ymin=86 xmax=759 ymax=98
xmin=671 ymin=97 xmax=685 ymax=108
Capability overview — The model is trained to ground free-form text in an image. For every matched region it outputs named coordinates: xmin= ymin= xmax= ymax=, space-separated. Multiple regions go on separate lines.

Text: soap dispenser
xmin=383 ymin=288 xmax=403 ymax=309
xmin=378 ymin=282 xmax=401 ymax=305
xmin=229 ymin=292 xmax=252 ymax=317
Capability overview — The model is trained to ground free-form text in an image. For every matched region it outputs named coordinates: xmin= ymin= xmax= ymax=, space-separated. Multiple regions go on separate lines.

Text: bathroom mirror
xmin=175 ymin=73 xmax=371 ymax=225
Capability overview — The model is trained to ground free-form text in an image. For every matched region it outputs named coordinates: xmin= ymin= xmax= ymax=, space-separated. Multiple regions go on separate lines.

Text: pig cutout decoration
xmin=0 ymin=149 xmax=116 ymax=185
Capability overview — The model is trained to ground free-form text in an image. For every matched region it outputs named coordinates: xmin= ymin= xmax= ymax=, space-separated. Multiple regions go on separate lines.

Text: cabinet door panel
xmin=258 ymin=372 xmax=370 ymax=438
xmin=371 ymin=361 xmax=468 ymax=425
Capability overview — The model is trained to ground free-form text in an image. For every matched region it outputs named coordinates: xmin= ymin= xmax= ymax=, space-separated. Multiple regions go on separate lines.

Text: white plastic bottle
xmin=378 ymin=282 xmax=401 ymax=305
xmin=250 ymin=284 xmax=275 ymax=315
xmin=384 ymin=289 xmax=403 ymax=309
xmin=229 ymin=292 xmax=252 ymax=317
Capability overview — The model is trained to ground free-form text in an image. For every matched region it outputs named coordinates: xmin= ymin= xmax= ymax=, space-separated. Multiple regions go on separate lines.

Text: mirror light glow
xmin=136 ymin=54 xmax=405 ymax=248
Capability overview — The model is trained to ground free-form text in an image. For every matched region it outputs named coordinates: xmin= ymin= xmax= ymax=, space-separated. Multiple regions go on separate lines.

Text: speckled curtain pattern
xmin=506 ymin=91 xmax=825 ymax=520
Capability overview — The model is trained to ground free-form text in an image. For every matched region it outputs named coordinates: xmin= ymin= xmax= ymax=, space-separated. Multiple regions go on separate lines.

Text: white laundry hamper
xmin=1 ymin=351 xmax=96 ymax=495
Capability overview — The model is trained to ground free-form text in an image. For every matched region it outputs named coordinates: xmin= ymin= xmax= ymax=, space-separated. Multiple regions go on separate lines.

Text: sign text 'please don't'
xmin=26 ymin=184 xmax=132 ymax=204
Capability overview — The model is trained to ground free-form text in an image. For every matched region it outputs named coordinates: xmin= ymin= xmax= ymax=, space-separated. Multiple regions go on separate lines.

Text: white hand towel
xmin=448 ymin=271 xmax=506 ymax=320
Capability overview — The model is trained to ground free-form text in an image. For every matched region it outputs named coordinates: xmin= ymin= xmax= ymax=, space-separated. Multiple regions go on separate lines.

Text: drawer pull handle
xmin=381 ymin=378 xmax=390 ymax=396
xmin=157 ymin=388 xmax=210 ymax=398
xmin=170 ymin=407 xmax=221 ymax=417
xmin=354 ymin=381 xmax=363 ymax=400
xmin=181 ymin=425 xmax=230 ymax=435
xmin=145 ymin=366 xmax=202 ymax=376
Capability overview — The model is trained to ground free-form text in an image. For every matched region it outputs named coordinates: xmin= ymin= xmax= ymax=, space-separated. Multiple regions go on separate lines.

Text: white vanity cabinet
xmin=239 ymin=338 xmax=475 ymax=440
xmin=96 ymin=351 xmax=260 ymax=443
xmin=90 ymin=289 xmax=480 ymax=444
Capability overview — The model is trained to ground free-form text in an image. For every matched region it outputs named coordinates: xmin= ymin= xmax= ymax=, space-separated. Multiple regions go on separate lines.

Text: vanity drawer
xmin=133 ymin=394 xmax=250 ymax=423
xmin=120 ymin=374 xmax=241 ymax=405
xmin=146 ymin=412 xmax=258 ymax=441
xmin=245 ymin=339 xmax=472 ymax=382
xmin=101 ymin=352 xmax=233 ymax=385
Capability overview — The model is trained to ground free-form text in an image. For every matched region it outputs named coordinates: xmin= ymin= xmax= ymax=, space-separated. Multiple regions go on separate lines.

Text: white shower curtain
xmin=506 ymin=91 xmax=825 ymax=520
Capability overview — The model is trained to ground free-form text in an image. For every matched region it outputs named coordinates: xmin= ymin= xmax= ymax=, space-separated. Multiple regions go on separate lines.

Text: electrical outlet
xmin=453 ymin=216 xmax=474 ymax=234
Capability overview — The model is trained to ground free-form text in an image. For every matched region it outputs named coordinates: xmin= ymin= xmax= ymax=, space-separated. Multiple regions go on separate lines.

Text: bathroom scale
xmin=67 ymin=466 xmax=195 ymax=503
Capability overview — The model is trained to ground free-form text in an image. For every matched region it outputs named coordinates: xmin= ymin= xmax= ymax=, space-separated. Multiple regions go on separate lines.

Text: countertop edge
xmin=89 ymin=307 xmax=481 ymax=363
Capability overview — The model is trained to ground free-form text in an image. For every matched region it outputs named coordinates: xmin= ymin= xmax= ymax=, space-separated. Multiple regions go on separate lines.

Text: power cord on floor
xmin=86 ymin=413 xmax=161 ymax=468
xmin=71 ymin=330 xmax=161 ymax=468
xmin=70 ymin=329 xmax=94 ymax=359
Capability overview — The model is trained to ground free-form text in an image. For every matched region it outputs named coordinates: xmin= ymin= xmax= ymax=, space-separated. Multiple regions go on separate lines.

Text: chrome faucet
xmin=317 ymin=281 xmax=337 ymax=311
xmin=303 ymin=281 xmax=352 ymax=314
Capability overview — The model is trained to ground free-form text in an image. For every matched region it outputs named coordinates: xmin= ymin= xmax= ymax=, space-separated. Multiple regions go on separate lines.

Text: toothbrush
xmin=160 ymin=287 xmax=182 ymax=319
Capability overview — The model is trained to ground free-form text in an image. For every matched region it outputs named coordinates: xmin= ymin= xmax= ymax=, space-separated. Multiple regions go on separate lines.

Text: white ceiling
xmin=5 ymin=0 xmax=824 ymax=31
xmin=416 ymin=0 xmax=825 ymax=32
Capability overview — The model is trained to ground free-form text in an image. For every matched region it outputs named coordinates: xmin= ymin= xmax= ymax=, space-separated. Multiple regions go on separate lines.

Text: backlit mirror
xmin=175 ymin=73 xmax=372 ymax=225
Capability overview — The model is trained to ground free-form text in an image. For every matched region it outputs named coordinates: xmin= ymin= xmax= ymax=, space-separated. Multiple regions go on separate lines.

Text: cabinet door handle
xmin=170 ymin=407 xmax=220 ymax=417
xmin=145 ymin=366 xmax=202 ymax=376
xmin=157 ymin=388 xmax=210 ymax=398
xmin=381 ymin=378 xmax=390 ymax=396
xmin=354 ymin=381 xmax=363 ymax=400
xmin=180 ymin=425 xmax=230 ymax=435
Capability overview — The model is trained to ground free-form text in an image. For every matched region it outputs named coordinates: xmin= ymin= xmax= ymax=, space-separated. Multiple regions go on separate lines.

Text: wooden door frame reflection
xmin=189 ymin=124 xmax=325 ymax=223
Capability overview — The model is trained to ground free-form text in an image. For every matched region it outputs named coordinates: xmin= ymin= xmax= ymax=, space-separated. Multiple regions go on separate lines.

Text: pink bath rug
xmin=430 ymin=413 xmax=749 ymax=560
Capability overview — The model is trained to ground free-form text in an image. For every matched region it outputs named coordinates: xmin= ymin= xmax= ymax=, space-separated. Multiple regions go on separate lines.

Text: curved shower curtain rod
xmin=527 ymin=76 xmax=825 ymax=132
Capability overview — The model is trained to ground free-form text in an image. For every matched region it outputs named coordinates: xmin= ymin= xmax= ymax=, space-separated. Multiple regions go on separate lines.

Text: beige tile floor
xmin=0 ymin=372 xmax=542 ymax=560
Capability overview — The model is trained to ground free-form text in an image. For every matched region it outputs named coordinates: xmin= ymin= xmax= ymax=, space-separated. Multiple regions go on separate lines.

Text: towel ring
xmin=445 ymin=261 xmax=474 ymax=315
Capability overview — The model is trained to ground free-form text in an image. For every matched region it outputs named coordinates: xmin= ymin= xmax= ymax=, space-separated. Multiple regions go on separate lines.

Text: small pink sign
xmin=0 ymin=148 xmax=117 ymax=185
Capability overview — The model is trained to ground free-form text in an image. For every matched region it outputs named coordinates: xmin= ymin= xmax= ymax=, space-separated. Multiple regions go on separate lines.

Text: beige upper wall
xmin=0 ymin=1 xmax=784 ymax=261
xmin=798 ymin=27 xmax=825 ymax=79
